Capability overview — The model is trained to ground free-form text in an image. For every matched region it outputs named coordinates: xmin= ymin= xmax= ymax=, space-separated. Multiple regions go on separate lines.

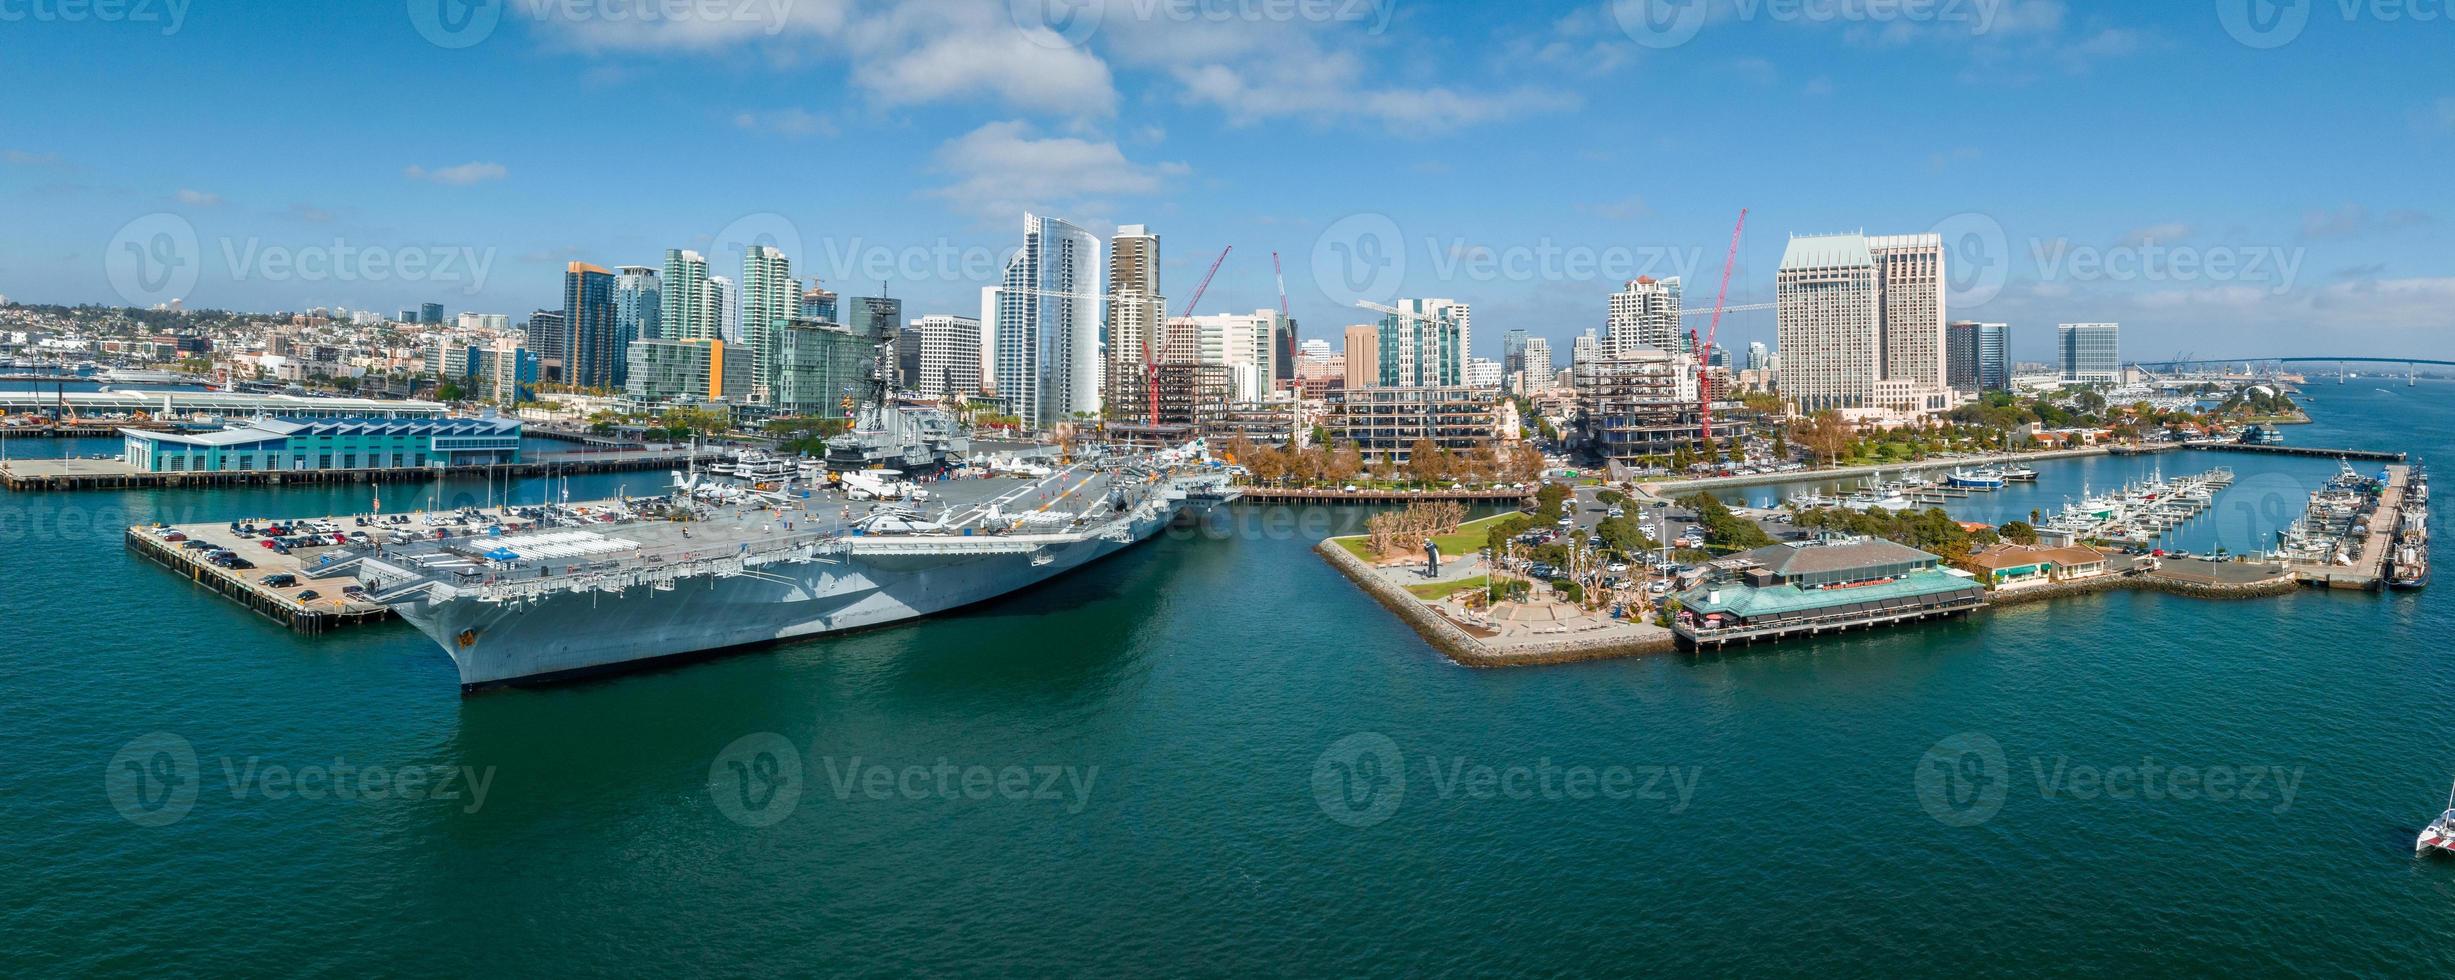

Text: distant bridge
xmin=2132 ymin=356 xmax=2455 ymax=370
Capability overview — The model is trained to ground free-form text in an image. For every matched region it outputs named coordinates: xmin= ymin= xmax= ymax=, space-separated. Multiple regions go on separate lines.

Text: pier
xmin=2188 ymin=441 xmax=2407 ymax=462
xmin=126 ymin=525 xmax=398 ymax=633
xmin=4 ymin=447 xmax=717 ymax=492
xmin=2282 ymin=463 xmax=2413 ymax=590
xmin=1234 ymin=486 xmax=1534 ymax=504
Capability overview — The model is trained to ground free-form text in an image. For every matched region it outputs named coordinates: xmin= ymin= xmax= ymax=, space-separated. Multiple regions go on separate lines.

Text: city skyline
xmin=4 ymin=3 xmax=2449 ymax=365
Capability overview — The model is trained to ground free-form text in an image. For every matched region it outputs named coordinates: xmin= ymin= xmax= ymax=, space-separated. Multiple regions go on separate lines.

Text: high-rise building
xmin=1522 ymin=337 xmax=1553 ymax=379
xmin=2058 ymin=322 xmax=2120 ymax=382
xmin=1746 ymin=341 xmax=1769 ymax=373
xmin=1342 ymin=324 xmax=1378 ymax=391
xmin=1870 ymin=234 xmax=1946 ymax=390
xmin=562 ymin=262 xmax=618 ymax=390
xmin=626 ymin=337 xmax=750 ymax=405
xmin=612 ymin=267 xmax=658 ymax=389
xmin=1946 ymin=321 xmax=1983 ymax=391
xmin=525 ymin=310 xmax=563 ymax=380
xmin=660 ymin=249 xmax=716 ymax=341
xmin=709 ymin=276 xmax=737 ymax=344
xmin=1104 ymin=223 xmax=1165 ymax=408
xmin=398 ymin=308 xmax=420 ymax=324
xmin=915 ymin=315 xmax=984 ymax=399
xmin=1375 ymin=298 xmax=1467 ymax=388
xmin=1170 ymin=310 xmax=1290 ymax=402
xmin=1570 ymin=329 xmax=1600 ymax=366
xmin=1775 ymin=234 xmax=1881 ymax=412
xmin=799 ymin=281 xmax=839 ymax=322
xmin=989 ymin=213 xmax=1102 ymax=429
xmin=1466 ymin=357 xmax=1502 ymax=389
xmin=1607 ymin=276 xmax=1683 ymax=354
xmin=1977 ymin=322 xmax=2010 ymax=392
xmin=420 ymin=302 xmax=444 ymax=325
xmin=771 ymin=316 xmax=875 ymax=417
xmin=741 ymin=245 xmax=794 ymax=403
xmin=1502 ymin=329 xmax=1529 ymax=377
xmin=846 ymin=296 xmax=902 ymax=342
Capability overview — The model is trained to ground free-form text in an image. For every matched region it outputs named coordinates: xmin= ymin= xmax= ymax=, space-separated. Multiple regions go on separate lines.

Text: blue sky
xmin=2 ymin=0 xmax=2448 ymax=364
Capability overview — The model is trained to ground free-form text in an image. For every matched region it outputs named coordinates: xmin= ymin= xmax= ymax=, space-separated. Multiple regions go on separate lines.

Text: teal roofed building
xmin=1672 ymin=536 xmax=1985 ymax=649
xmin=118 ymin=416 xmax=522 ymax=474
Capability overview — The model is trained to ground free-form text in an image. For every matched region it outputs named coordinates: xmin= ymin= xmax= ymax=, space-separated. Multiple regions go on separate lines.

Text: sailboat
xmin=2419 ymin=780 xmax=2455 ymax=856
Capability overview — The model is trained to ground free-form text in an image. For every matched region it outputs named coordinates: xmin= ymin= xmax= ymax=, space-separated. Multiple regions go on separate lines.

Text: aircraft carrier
xmin=353 ymin=445 xmax=1237 ymax=692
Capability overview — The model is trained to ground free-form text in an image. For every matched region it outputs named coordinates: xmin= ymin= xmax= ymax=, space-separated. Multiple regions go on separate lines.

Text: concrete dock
xmin=2286 ymin=464 xmax=2411 ymax=590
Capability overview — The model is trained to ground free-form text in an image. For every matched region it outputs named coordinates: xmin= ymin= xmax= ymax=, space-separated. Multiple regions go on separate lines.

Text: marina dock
xmin=2282 ymin=463 xmax=2414 ymax=590
xmin=1234 ymin=486 xmax=1534 ymax=504
xmin=2189 ymin=442 xmax=2407 ymax=462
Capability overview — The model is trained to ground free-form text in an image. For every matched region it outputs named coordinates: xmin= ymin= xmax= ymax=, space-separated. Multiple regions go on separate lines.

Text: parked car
xmin=297 ymin=590 xmax=321 ymax=601
xmin=261 ymin=573 xmax=297 ymax=587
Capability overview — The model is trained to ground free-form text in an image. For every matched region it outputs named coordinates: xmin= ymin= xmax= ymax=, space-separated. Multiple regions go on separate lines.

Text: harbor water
xmin=3 ymin=383 xmax=2449 ymax=975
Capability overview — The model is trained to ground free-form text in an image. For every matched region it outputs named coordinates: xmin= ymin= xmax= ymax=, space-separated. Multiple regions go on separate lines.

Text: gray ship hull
xmin=388 ymin=497 xmax=1194 ymax=690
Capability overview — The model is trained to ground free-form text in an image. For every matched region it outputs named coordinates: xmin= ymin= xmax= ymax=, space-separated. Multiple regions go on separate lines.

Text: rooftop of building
xmin=1963 ymin=543 xmax=2111 ymax=571
xmin=1728 ymin=536 xmax=1941 ymax=578
xmin=1780 ymin=233 xmax=1875 ymax=272
xmin=1682 ymin=566 xmax=1979 ymax=619
xmin=124 ymin=415 xmax=521 ymax=446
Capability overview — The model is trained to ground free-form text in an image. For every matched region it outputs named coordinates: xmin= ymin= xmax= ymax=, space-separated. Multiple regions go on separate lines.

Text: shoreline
xmin=1320 ymin=537 xmax=2302 ymax=669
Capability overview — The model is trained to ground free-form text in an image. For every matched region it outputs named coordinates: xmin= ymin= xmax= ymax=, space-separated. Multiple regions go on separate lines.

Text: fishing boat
xmin=1946 ymin=466 xmax=2006 ymax=490
xmin=1999 ymin=465 xmax=2040 ymax=482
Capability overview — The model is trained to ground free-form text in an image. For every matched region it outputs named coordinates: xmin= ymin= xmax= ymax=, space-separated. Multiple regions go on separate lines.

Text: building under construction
xmin=1575 ymin=350 xmax=1707 ymax=463
xmin=1106 ymin=361 xmax=1232 ymax=432
xmin=1327 ymin=385 xmax=1506 ymax=464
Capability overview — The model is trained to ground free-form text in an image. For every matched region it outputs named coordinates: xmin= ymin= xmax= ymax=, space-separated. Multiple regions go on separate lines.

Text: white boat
xmin=2420 ymin=782 xmax=2455 ymax=856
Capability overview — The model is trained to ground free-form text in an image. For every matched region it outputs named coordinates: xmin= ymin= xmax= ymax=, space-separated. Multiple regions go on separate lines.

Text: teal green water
xmin=4 ymin=384 xmax=2450 ymax=976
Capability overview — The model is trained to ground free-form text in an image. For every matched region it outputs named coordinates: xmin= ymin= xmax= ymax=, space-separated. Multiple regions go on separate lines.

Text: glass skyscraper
xmin=2058 ymin=322 xmax=2119 ymax=383
xmin=562 ymin=262 xmax=618 ymax=391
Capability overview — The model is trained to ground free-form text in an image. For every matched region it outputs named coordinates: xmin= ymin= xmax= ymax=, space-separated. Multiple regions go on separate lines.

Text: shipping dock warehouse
xmin=1673 ymin=536 xmax=1988 ymax=649
xmin=118 ymin=416 xmax=523 ymax=473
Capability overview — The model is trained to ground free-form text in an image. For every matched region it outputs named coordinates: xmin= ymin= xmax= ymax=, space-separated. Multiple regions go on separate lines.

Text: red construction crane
xmin=1147 ymin=245 xmax=1231 ymax=425
xmin=1697 ymin=208 xmax=1748 ymax=448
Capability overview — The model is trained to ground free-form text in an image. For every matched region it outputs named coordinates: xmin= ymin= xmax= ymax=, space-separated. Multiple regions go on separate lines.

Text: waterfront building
xmin=613 ymin=267 xmax=659 ymax=386
xmin=1608 ymin=276 xmax=1683 ymax=354
xmin=1375 ymin=298 xmax=1467 ymax=388
xmin=119 ymin=415 xmax=522 ymax=473
xmin=625 ymin=337 xmax=750 ymax=406
xmin=1776 ymin=234 xmax=1881 ymax=411
xmin=1870 ymin=234 xmax=1946 ymax=390
xmin=1342 ymin=324 xmax=1378 ymax=391
xmin=660 ymin=249 xmax=717 ymax=341
xmin=1327 ymin=385 xmax=1507 ymax=464
xmin=1673 ymin=536 xmax=1988 ymax=648
xmin=1575 ymin=348 xmax=1703 ymax=463
xmin=989 ymin=213 xmax=1102 ymax=429
xmin=772 ymin=316 xmax=874 ymax=418
xmin=468 ymin=343 xmax=540 ymax=404
xmin=915 ymin=315 xmax=983 ymax=399
xmin=563 ymin=262 xmax=619 ymax=391
xmin=741 ymin=245 xmax=794 ymax=404
xmin=1962 ymin=544 xmax=2111 ymax=591
xmin=2059 ymin=322 xmax=2121 ymax=383
xmin=1104 ymin=223 xmax=1165 ymax=409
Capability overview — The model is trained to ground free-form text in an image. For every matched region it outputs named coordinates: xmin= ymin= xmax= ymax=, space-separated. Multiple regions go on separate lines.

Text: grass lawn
xmin=1406 ymin=575 xmax=1487 ymax=601
xmin=1332 ymin=512 xmax=1527 ymax=561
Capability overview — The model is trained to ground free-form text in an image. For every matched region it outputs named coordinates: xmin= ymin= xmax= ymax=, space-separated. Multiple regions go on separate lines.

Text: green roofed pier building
xmin=1671 ymin=536 xmax=1986 ymax=650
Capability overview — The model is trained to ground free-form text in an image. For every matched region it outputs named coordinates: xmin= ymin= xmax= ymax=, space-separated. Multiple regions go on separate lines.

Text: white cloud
xmin=176 ymin=188 xmax=223 ymax=207
xmin=404 ymin=162 xmax=509 ymax=185
xmin=2120 ymin=222 xmax=2194 ymax=246
xmin=927 ymin=120 xmax=1186 ymax=224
